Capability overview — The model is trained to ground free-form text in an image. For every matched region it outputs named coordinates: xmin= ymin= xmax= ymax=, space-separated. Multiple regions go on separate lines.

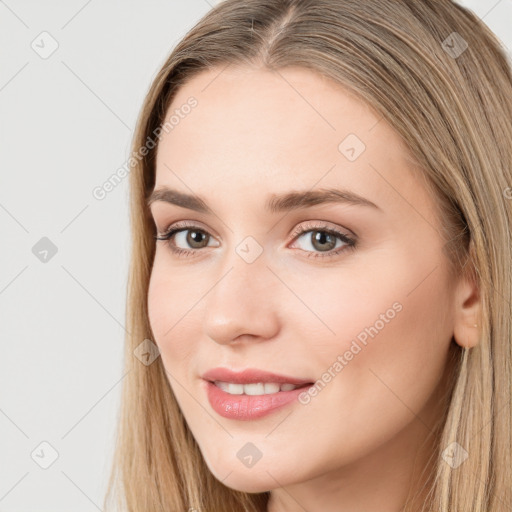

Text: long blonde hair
xmin=104 ymin=1 xmax=512 ymax=510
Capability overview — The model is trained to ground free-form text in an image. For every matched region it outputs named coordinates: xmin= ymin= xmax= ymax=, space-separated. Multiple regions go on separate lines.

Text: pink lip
xmin=201 ymin=367 xmax=313 ymax=386
xmin=201 ymin=367 xmax=314 ymax=420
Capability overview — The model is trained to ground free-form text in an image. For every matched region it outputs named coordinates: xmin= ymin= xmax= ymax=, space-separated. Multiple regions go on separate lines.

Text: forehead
xmin=153 ymin=65 xmax=427 ymax=219
xmin=158 ymin=65 xmax=407 ymax=162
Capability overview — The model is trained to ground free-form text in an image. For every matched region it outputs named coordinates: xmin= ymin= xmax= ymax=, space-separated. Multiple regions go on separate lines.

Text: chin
xmin=205 ymin=462 xmax=278 ymax=493
xmin=218 ymin=474 xmax=274 ymax=494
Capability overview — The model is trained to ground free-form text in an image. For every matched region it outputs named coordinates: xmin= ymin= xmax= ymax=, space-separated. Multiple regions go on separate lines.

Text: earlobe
xmin=452 ymin=258 xmax=481 ymax=349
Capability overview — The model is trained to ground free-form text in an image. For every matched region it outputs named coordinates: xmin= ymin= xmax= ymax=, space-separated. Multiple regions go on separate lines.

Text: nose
xmin=203 ymin=252 xmax=281 ymax=346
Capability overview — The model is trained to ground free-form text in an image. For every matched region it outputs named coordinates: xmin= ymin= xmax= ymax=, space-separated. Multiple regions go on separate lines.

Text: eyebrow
xmin=146 ymin=187 xmax=381 ymax=214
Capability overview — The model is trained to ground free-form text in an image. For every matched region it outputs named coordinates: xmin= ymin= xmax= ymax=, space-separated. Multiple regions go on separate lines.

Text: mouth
xmin=204 ymin=380 xmax=315 ymax=420
xmin=201 ymin=367 xmax=315 ymax=420
xmin=201 ymin=367 xmax=314 ymax=390
xmin=209 ymin=380 xmax=313 ymax=395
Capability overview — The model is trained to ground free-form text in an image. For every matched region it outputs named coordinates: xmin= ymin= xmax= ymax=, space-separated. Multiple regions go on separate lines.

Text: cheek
xmin=287 ymin=244 xmax=453 ymax=367
xmin=147 ymin=260 xmax=202 ymax=371
xmin=288 ymin=249 xmax=451 ymax=377
xmin=292 ymin=255 xmax=454 ymax=455
xmin=277 ymin=257 xmax=404 ymax=361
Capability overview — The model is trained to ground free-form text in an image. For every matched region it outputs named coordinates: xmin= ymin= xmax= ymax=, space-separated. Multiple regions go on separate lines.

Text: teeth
xmin=214 ymin=381 xmax=300 ymax=395
xmin=264 ymin=383 xmax=281 ymax=394
xmin=215 ymin=381 xmax=243 ymax=394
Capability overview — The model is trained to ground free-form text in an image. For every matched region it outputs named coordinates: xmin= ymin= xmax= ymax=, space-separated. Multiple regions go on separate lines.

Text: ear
xmin=452 ymin=254 xmax=481 ymax=349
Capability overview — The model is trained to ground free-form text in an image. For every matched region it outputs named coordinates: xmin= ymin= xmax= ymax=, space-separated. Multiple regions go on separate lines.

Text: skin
xmin=147 ymin=65 xmax=481 ymax=512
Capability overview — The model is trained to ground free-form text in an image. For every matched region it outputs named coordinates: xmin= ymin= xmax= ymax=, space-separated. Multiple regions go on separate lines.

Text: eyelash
xmin=153 ymin=220 xmax=357 ymax=260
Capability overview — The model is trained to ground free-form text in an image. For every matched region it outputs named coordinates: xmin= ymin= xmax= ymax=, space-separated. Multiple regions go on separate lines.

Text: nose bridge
xmin=213 ymin=231 xmax=270 ymax=299
xmin=203 ymin=241 xmax=280 ymax=344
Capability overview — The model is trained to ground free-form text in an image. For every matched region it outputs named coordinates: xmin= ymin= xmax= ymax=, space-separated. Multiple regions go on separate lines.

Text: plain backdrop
xmin=0 ymin=1 xmax=510 ymax=510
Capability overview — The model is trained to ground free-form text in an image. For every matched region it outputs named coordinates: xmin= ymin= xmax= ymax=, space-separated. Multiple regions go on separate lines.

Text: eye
xmin=154 ymin=221 xmax=219 ymax=258
xmin=154 ymin=220 xmax=357 ymax=260
xmin=289 ymin=221 xmax=356 ymax=259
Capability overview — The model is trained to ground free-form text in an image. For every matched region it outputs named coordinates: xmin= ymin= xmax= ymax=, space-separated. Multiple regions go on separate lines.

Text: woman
xmin=105 ymin=1 xmax=512 ymax=510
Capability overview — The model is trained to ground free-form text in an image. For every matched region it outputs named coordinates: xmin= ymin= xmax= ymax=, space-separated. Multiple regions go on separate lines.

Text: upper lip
xmin=202 ymin=367 xmax=313 ymax=386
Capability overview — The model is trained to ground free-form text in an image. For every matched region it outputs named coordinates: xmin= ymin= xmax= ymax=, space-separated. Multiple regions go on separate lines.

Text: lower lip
xmin=204 ymin=380 xmax=313 ymax=420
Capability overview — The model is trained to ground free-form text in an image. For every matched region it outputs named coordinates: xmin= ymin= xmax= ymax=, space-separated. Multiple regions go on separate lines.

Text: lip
xmin=201 ymin=367 xmax=314 ymax=420
xmin=201 ymin=367 xmax=313 ymax=386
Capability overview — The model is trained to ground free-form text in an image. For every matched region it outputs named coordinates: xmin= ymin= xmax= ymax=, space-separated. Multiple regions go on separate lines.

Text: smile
xmin=213 ymin=381 xmax=306 ymax=395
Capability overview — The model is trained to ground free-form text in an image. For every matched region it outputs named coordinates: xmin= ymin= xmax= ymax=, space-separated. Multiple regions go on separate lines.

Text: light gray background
xmin=0 ymin=1 xmax=510 ymax=510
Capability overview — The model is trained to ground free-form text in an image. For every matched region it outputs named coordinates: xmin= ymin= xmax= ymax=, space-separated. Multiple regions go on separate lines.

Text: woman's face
xmin=147 ymin=65 xmax=460 ymax=493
